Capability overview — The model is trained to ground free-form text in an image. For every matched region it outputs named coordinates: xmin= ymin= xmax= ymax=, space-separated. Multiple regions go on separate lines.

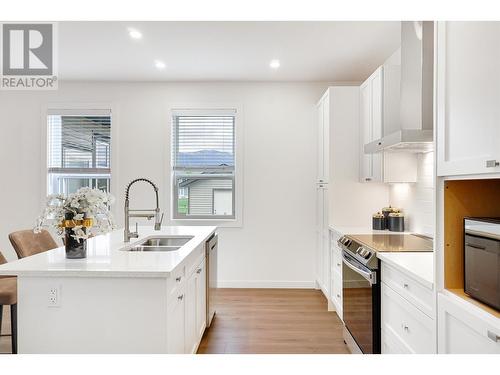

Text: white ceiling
xmin=59 ymin=21 xmax=401 ymax=82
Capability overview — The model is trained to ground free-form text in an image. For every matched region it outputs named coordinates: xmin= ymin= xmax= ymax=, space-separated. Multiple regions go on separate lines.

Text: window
xmin=47 ymin=109 xmax=111 ymax=195
xmin=172 ymin=109 xmax=236 ymax=220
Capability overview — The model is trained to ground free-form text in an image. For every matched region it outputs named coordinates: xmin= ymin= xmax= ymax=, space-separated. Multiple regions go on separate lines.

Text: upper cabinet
xmin=436 ymin=21 xmax=500 ymax=176
xmin=317 ymin=90 xmax=330 ymax=183
xmin=359 ymin=65 xmax=403 ymax=183
xmin=360 ymin=68 xmax=384 ymax=182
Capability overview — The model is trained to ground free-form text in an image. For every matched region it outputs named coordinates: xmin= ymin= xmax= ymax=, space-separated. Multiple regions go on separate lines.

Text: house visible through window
xmin=172 ymin=109 xmax=235 ymax=219
xmin=47 ymin=109 xmax=111 ymax=195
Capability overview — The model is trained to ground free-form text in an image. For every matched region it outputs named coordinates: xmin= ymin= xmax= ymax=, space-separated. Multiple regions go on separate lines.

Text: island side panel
xmin=17 ymin=276 xmax=169 ymax=353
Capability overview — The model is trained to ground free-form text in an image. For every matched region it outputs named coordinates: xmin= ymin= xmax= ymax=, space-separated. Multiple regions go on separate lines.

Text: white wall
xmin=389 ymin=152 xmax=434 ymax=236
xmin=0 ymin=81 xmax=328 ymax=287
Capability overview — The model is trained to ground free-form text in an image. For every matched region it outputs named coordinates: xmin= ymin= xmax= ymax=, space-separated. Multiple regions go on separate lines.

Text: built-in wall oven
xmin=464 ymin=218 xmax=500 ymax=311
xmin=338 ymin=236 xmax=380 ymax=354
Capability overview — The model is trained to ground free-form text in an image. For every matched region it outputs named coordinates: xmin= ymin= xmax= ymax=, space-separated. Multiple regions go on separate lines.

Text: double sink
xmin=124 ymin=236 xmax=194 ymax=252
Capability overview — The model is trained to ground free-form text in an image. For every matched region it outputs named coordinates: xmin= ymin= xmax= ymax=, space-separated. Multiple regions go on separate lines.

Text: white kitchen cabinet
xmin=195 ymin=259 xmax=207 ymax=341
xmin=316 ymin=183 xmax=329 ymax=296
xmin=381 ymin=283 xmax=435 ymax=354
xmin=329 ymin=229 xmax=343 ymax=321
xmin=438 ymin=292 xmax=500 ymax=354
xmin=436 ymin=21 xmax=500 ymax=177
xmin=360 ymin=68 xmax=384 ymax=182
xmin=381 ymin=262 xmax=436 ymax=354
xmin=185 ymin=257 xmax=207 ymax=354
xmin=316 ymin=91 xmax=330 ymax=184
xmin=167 ymin=285 xmax=186 ymax=354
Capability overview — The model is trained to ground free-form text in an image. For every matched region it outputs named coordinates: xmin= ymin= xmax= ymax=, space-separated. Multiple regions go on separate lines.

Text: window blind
xmin=47 ymin=109 xmax=111 ymax=195
xmin=48 ymin=112 xmax=111 ymax=173
xmin=171 ymin=109 xmax=236 ymax=219
xmin=172 ymin=112 xmax=235 ymax=169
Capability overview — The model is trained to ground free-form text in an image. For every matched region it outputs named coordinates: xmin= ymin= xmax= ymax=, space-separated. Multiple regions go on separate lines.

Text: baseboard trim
xmin=217 ymin=280 xmax=316 ymax=289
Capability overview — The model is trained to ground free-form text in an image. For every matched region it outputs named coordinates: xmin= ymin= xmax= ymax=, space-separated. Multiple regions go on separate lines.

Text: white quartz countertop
xmin=376 ymin=252 xmax=434 ymax=289
xmin=0 ymin=226 xmax=216 ymax=278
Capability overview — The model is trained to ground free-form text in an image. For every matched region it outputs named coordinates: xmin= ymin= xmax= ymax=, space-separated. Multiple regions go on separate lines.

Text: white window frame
xmin=41 ymin=103 xmax=119 ymax=215
xmin=168 ymin=105 xmax=244 ymax=228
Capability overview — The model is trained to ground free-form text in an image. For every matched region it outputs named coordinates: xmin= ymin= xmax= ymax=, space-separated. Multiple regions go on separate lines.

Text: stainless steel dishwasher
xmin=206 ymin=233 xmax=218 ymax=328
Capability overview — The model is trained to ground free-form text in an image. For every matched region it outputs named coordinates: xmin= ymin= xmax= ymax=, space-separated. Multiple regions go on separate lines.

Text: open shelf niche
xmin=444 ymin=178 xmax=500 ymax=318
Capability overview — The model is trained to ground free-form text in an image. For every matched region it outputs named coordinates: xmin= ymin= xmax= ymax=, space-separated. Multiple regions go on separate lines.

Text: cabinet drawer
xmin=438 ymin=293 xmax=500 ymax=354
xmin=381 ymin=262 xmax=434 ymax=317
xmin=381 ymin=283 xmax=435 ymax=354
xmin=332 ymin=269 xmax=342 ymax=301
xmin=167 ymin=265 xmax=186 ymax=297
xmin=332 ymin=248 xmax=342 ymax=273
xmin=382 ymin=325 xmax=411 ymax=354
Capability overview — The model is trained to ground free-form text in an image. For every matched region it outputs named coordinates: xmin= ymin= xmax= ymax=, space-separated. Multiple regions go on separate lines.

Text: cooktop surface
xmin=346 ymin=234 xmax=433 ymax=253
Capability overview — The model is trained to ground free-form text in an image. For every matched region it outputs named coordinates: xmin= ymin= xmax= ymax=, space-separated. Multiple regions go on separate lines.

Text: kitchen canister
xmin=372 ymin=212 xmax=386 ymax=230
xmin=382 ymin=206 xmax=396 ymax=219
xmin=387 ymin=211 xmax=405 ymax=232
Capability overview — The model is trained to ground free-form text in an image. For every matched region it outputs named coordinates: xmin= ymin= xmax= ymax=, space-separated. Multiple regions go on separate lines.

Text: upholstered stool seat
xmin=0 ymin=251 xmax=17 ymax=354
xmin=9 ymin=229 xmax=57 ymax=259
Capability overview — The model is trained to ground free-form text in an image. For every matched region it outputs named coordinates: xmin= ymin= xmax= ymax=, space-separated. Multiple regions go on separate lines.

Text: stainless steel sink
xmin=140 ymin=236 xmax=193 ymax=247
xmin=123 ymin=236 xmax=194 ymax=252
xmin=128 ymin=245 xmax=181 ymax=252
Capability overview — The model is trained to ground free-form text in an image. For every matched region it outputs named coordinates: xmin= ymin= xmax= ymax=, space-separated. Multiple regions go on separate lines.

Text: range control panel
xmin=338 ymin=235 xmax=378 ymax=270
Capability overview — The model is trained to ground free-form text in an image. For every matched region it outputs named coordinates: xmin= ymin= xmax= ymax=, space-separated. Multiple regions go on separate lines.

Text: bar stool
xmin=0 ymin=251 xmax=17 ymax=354
xmin=9 ymin=229 xmax=57 ymax=259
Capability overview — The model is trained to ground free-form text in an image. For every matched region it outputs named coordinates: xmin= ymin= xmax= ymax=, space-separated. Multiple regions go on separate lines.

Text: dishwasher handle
xmin=342 ymin=252 xmax=377 ymax=285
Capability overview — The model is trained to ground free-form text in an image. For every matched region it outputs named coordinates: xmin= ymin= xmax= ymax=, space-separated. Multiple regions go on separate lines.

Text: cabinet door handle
xmin=196 ymin=268 xmax=202 ymax=274
xmin=336 ymin=294 xmax=340 ymax=298
xmin=486 ymin=160 xmax=500 ymax=168
xmin=175 ymin=276 xmax=182 ymax=282
xmin=177 ymin=294 xmax=184 ymax=301
xmin=403 ymin=283 xmax=409 ymax=288
xmin=337 ymin=263 xmax=341 ymax=267
xmin=487 ymin=330 xmax=500 ymax=342
xmin=402 ymin=323 xmax=409 ymax=332
xmin=365 ymin=177 xmax=372 ymax=182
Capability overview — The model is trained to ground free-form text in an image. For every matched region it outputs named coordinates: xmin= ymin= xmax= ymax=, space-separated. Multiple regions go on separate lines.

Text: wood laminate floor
xmin=197 ymin=288 xmax=350 ymax=354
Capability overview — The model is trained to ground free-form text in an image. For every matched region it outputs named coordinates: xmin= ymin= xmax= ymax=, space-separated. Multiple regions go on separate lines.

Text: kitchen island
xmin=0 ymin=226 xmax=216 ymax=354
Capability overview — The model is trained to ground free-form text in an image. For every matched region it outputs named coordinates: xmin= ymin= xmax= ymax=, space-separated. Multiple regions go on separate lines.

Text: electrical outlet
xmin=48 ymin=285 xmax=61 ymax=307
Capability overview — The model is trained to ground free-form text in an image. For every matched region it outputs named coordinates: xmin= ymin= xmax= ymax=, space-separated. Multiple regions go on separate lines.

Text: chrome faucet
xmin=124 ymin=178 xmax=164 ymax=242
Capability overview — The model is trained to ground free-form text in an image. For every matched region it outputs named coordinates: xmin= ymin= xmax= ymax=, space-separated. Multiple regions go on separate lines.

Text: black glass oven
xmin=342 ymin=251 xmax=380 ymax=354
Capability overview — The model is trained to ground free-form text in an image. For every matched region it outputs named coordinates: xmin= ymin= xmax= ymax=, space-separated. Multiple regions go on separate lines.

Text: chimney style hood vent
xmin=365 ymin=21 xmax=434 ymax=154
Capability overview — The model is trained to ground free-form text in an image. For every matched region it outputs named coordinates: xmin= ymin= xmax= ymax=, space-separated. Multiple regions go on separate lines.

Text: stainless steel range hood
xmin=365 ymin=21 xmax=434 ymax=154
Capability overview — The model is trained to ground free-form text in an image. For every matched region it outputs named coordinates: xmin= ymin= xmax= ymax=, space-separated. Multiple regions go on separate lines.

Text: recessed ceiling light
xmin=269 ymin=59 xmax=280 ymax=69
xmin=128 ymin=28 xmax=142 ymax=40
xmin=154 ymin=60 xmax=166 ymax=70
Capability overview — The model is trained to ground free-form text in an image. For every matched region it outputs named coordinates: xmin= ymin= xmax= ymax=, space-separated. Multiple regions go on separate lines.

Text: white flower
xmin=34 ymin=187 xmax=116 ymax=240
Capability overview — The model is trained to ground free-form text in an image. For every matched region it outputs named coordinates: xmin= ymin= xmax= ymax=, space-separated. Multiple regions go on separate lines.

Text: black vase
xmin=64 ymin=213 xmax=87 ymax=259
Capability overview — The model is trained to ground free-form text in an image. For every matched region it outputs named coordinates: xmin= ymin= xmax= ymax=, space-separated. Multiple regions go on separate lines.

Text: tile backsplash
xmin=389 ymin=152 xmax=434 ymax=237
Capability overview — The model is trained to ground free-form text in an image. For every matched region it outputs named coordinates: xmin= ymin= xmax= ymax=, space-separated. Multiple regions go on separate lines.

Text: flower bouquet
xmin=35 ymin=187 xmax=116 ymax=259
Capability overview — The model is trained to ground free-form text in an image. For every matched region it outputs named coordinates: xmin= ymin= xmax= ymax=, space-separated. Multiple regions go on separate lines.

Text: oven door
xmin=342 ymin=251 xmax=380 ymax=354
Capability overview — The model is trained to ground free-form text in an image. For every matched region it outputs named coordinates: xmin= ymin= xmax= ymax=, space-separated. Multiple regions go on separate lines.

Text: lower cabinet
xmin=186 ymin=257 xmax=207 ymax=354
xmin=167 ymin=284 xmax=186 ymax=354
xmin=329 ymin=229 xmax=343 ymax=321
xmin=167 ymin=248 xmax=207 ymax=354
xmin=438 ymin=292 xmax=500 ymax=354
xmin=381 ymin=262 xmax=436 ymax=354
xmin=381 ymin=283 xmax=435 ymax=353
